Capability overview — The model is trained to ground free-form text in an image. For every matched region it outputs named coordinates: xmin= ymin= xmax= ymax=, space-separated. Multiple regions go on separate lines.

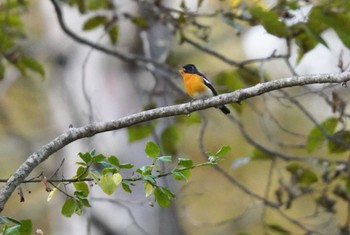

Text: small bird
xmin=179 ymin=64 xmax=230 ymax=115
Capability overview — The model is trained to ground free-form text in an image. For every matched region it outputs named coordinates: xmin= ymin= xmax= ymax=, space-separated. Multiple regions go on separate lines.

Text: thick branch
xmin=0 ymin=72 xmax=349 ymax=212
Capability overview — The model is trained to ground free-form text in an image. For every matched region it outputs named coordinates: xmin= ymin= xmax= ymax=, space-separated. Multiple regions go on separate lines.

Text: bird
xmin=179 ymin=64 xmax=230 ymax=115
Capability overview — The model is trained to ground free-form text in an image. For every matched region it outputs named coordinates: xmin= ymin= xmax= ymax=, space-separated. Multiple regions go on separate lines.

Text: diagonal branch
xmin=0 ymin=72 xmax=350 ymax=212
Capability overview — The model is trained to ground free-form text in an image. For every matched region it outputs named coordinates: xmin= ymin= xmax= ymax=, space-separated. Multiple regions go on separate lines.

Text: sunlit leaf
xmin=144 ymin=181 xmax=154 ymax=197
xmin=99 ymin=173 xmax=121 ymax=195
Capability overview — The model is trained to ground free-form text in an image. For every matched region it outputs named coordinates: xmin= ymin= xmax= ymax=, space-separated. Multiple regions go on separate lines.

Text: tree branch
xmin=0 ymin=72 xmax=350 ymax=212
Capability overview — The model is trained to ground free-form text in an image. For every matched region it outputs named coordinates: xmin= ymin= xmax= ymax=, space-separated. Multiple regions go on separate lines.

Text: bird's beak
xmin=179 ymin=68 xmax=184 ymax=74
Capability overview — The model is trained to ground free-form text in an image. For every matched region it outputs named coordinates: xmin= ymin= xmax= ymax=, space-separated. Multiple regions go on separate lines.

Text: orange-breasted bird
xmin=179 ymin=64 xmax=230 ymax=115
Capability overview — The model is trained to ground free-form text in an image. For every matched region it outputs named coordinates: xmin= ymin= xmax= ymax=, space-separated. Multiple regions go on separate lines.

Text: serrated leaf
xmin=145 ymin=141 xmax=160 ymax=159
xmin=306 ymin=117 xmax=338 ymax=153
xmin=61 ymin=198 xmax=76 ymax=217
xmin=161 ymin=125 xmax=181 ymax=155
xmin=144 ymin=181 xmax=154 ymax=197
xmin=128 ymin=124 xmax=154 ymax=142
xmin=286 ymin=163 xmax=318 ymax=186
xmin=83 ymin=15 xmax=108 ymax=31
xmin=108 ymin=24 xmax=119 ymax=45
xmin=328 ymin=130 xmax=350 ymax=153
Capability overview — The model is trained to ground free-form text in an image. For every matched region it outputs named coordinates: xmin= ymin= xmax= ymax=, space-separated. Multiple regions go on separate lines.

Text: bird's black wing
xmin=197 ymin=71 xmax=218 ymax=96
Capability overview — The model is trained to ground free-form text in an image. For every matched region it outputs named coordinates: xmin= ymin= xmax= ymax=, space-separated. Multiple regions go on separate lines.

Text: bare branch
xmin=0 ymin=72 xmax=350 ymax=212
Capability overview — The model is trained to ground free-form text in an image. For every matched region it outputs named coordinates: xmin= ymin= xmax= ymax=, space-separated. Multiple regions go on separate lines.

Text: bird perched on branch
xmin=179 ymin=64 xmax=230 ymax=115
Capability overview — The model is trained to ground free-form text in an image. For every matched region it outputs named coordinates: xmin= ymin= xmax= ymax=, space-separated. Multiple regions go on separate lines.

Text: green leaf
xmin=107 ymin=155 xmax=120 ymax=166
xmin=128 ymin=124 xmax=154 ymax=142
xmin=78 ymin=152 xmax=92 ymax=164
xmin=131 ymin=16 xmax=149 ymax=28
xmin=328 ymin=130 xmax=350 ymax=153
xmin=73 ymin=182 xmax=89 ymax=196
xmin=99 ymin=173 xmax=121 ymax=195
xmin=61 ymin=198 xmax=76 ymax=217
xmin=83 ymin=15 xmax=108 ymax=31
xmin=75 ymin=166 xmax=88 ymax=179
xmin=122 ymin=182 xmax=132 ymax=193
xmin=4 ymin=219 xmax=32 ymax=235
xmin=108 ymin=24 xmax=119 ymax=45
xmin=267 ymin=224 xmax=291 ymax=235
xmin=251 ymin=148 xmax=272 ymax=160
xmin=91 ymin=154 xmax=105 ymax=163
xmin=286 ymin=163 xmax=318 ymax=186
xmin=214 ymin=145 xmax=231 ymax=157
xmin=119 ymin=163 xmax=134 ymax=169
xmin=306 ymin=117 xmax=338 ymax=153
xmin=250 ymin=6 xmax=290 ymax=37
xmin=310 ymin=8 xmax=350 ymax=48
xmin=161 ymin=125 xmax=181 ymax=155
xmin=173 ymin=170 xmax=190 ymax=181
xmin=177 ymin=158 xmax=193 ymax=168
xmin=154 ymin=187 xmax=175 ymax=208
xmin=20 ymin=56 xmax=45 ymax=77
xmin=145 ymin=141 xmax=160 ymax=159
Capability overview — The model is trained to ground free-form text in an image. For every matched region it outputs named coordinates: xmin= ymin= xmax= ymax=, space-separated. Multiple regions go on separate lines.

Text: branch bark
xmin=0 ymin=71 xmax=350 ymax=212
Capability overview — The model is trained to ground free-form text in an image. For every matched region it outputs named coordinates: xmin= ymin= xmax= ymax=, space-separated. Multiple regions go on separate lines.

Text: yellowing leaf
xmin=144 ymin=181 xmax=154 ymax=197
xmin=47 ymin=184 xmax=60 ymax=202
xmin=113 ymin=173 xmax=122 ymax=186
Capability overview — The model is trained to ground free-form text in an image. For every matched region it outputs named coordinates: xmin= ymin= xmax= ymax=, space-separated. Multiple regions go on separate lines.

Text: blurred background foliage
xmin=1 ymin=0 xmax=350 ymax=234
